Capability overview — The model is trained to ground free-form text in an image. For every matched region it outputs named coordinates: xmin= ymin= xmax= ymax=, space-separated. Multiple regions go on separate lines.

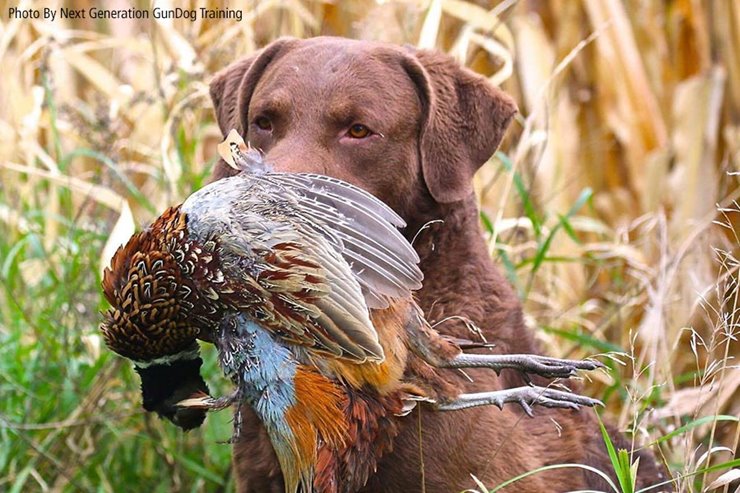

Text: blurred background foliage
xmin=0 ymin=0 xmax=739 ymax=491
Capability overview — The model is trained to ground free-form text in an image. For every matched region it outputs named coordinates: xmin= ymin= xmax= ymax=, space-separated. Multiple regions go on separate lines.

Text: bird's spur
xmin=101 ymin=129 xmax=603 ymax=493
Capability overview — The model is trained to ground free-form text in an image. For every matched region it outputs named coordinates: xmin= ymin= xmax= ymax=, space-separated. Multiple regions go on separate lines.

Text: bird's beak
xmin=176 ymin=391 xmax=235 ymax=411
xmin=176 ymin=391 xmax=213 ymax=409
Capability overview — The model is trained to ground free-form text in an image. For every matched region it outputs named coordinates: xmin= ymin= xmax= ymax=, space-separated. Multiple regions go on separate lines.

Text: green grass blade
xmin=488 ymin=462 xmax=620 ymax=493
xmin=645 ymin=415 xmax=740 ymax=448
xmin=496 ymin=151 xmax=541 ymax=237
xmin=597 ymin=412 xmax=634 ymax=493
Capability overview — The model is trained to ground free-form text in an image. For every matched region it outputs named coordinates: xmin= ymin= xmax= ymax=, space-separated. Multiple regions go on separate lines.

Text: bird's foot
xmin=435 ymin=385 xmax=603 ymax=416
xmin=444 ymin=353 xmax=605 ymax=379
xmin=176 ymin=391 xmax=238 ymax=411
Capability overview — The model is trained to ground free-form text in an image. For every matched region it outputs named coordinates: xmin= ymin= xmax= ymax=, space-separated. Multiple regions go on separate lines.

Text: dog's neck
xmin=406 ymin=196 xmax=537 ymax=358
xmin=407 ymin=197 xmax=492 ymax=299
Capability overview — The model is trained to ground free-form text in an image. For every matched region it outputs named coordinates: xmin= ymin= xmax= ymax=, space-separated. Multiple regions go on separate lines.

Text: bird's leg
xmin=443 ymin=353 xmax=603 ymax=379
xmin=405 ymin=308 xmax=603 ymax=379
xmin=441 ymin=335 xmax=496 ymax=351
xmin=436 ymin=386 xmax=603 ymax=417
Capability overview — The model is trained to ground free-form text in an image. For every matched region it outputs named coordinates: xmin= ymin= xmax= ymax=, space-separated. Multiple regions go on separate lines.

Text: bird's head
xmin=100 ymin=207 xmax=210 ymax=430
xmin=133 ymin=349 xmax=211 ymax=431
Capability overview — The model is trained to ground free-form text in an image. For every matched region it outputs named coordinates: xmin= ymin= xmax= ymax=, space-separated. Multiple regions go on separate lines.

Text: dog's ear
xmin=209 ymin=37 xmax=299 ymax=135
xmin=401 ymin=49 xmax=517 ymax=204
xmin=208 ymin=37 xmax=298 ymax=179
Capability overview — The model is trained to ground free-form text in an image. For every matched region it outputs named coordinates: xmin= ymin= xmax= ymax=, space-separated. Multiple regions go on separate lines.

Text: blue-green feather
xmin=216 ymin=313 xmax=297 ymax=440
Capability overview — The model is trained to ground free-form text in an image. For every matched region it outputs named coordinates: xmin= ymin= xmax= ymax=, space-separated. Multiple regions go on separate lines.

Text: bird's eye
xmin=254 ymin=116 xmax=272 ymax=131
xmin=347 ymin=124 xmax=371 ymax=139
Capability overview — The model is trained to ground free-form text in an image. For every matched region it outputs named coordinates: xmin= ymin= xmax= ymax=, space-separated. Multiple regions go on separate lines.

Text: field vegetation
xmin=0 ymin=1 xmax=738 ymax=491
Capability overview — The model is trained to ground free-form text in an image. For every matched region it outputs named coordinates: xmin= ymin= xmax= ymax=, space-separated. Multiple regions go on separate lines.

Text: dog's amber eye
xmin=254 ymin=116 xmax=272 ymax=131
xmin=347 ymin=124 xmax=371 ymax=139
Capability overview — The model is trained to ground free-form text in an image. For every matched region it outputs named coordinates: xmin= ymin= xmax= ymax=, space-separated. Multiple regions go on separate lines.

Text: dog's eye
xmin=254 ymin=117 xmax=272 ymax=131
xmin=347 ymin=124 xmax=371 ymax=139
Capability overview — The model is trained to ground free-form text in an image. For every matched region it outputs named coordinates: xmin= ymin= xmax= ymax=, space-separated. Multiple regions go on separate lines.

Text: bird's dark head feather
xmin=135 ymin=351 xmax=210 ymax=430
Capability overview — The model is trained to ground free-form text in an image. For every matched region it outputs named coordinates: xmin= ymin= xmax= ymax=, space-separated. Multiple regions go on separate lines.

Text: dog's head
xmin=209 ymin=37 xmax=517 ymax=223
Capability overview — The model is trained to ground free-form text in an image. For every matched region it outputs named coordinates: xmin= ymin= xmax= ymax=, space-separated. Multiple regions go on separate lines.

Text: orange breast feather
xmin=286 ymin=366 xmax=349 ymax=476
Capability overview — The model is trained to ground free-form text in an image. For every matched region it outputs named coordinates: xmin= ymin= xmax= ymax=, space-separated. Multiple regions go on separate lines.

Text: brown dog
xmin=208 ymin=37 xmax=666 ymax=493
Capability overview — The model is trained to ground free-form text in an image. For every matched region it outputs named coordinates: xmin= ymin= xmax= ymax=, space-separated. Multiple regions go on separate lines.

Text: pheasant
xmin=100 ymin=130 xmax=602 ymax=492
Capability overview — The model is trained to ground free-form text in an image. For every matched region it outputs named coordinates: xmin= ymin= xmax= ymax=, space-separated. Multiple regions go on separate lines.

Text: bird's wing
xmin=257 ymin=172 xmax=423 ymax=309
xmin=214 ymin=131 xmax=423 ymax=308
xmin=183 ymin=175 xmax=384 ymax=363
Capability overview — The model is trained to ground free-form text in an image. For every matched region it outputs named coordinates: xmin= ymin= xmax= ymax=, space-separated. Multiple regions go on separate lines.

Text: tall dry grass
xmin=0 ymin=0 xmax=738 ymax=491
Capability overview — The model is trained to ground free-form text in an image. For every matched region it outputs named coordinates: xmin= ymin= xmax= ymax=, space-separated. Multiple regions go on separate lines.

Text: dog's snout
xmin=267 ymin=156 xmax=326 ymax=175
xmin=263 ymin=142 xmax=329 ymax=175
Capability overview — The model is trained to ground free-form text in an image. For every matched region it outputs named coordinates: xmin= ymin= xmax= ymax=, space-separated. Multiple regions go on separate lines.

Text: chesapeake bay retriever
xmin=208 ymin=36 xmax=666 ymax=493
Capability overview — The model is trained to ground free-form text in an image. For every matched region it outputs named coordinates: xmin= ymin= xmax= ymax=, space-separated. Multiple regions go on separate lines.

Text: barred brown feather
xmin=101 ymin=207 xmax=222 ymax=361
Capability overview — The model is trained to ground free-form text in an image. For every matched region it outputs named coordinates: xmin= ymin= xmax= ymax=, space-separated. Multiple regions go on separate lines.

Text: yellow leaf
xmin=100 ymin=200 xmax=136 ymax=277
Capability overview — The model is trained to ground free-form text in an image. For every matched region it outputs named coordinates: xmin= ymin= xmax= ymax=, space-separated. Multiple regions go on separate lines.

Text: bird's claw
xmin=445 ymin=353 xmax=604 ymax=379
xmin=435 ymin=386 xmax=603 ymax=416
